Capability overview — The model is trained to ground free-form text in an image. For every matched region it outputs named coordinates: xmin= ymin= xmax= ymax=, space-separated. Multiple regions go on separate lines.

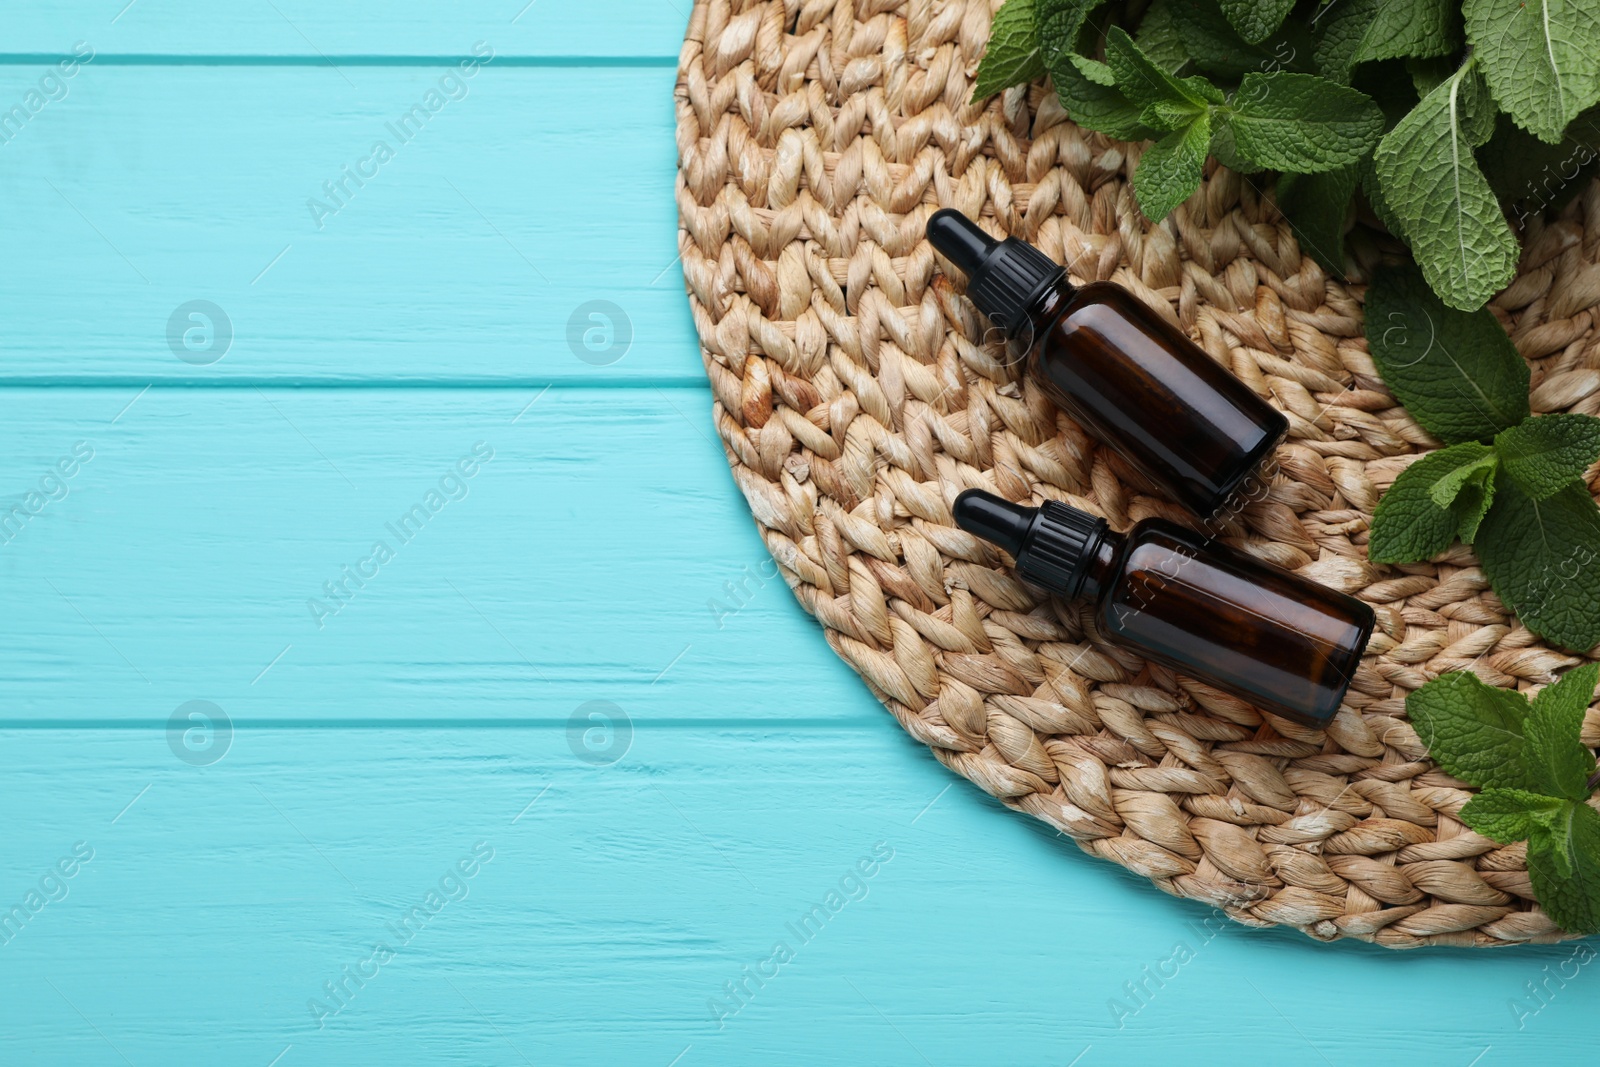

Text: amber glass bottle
xmin=928 ymin=209 xmax=1287 ymax=517
xmin=952 ymin=489 xmax=1374 ymax=727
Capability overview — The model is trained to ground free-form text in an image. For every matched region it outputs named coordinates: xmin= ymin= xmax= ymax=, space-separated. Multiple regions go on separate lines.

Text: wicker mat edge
xmin=673 ymin=0 xmax=1600 ymax=948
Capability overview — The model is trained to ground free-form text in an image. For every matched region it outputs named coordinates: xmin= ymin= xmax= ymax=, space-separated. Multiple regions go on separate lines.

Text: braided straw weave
xmin=673 ymin=0 xmax=1600 ymax=947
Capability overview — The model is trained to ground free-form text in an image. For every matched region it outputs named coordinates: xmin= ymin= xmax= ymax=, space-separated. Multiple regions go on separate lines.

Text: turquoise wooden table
xmin=0 ymin=3 xmax=1592 ymax=1063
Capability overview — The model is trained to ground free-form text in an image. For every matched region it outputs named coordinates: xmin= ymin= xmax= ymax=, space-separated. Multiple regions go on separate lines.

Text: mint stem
xmin=1588 ymin=765 xmax=1600 ymax=794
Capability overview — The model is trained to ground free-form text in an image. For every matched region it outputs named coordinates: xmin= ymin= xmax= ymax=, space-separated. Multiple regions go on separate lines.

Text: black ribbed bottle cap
xmin=926 ymin=208 xmax=1066 ymax=334
xmin=951 ymin=489 xmax=1108 ymax=599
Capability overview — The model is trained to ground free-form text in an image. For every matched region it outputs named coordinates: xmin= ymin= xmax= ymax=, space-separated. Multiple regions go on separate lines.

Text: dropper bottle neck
xmin=952 ymin=489 xmax=1112 ymax=600
xmin=926 ymin=209 xmax=1070 ymax=337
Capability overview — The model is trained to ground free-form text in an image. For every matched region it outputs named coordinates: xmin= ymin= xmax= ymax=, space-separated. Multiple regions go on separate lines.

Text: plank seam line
xmin=0 ymin=378 xmax=712 ymax=390
xmin=0 ymin=718 xmax=877 ymax=729
xmin=0 ymin=54 xmax=679 ymax=67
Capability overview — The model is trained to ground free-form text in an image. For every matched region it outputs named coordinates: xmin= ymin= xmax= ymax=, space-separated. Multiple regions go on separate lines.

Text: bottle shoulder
xmin=1059 ymin=280 xmax=1139 ymax=313
xmin=1033 ymin=281 xmax=1159 ymax=343
xmin=1065 ymin=280 xmax=1125 ymax=302
xmin=1096 ymin=518 xmax=1210 ymax=593
xmin=1121 ymin=516 xmax=1201 ymax=552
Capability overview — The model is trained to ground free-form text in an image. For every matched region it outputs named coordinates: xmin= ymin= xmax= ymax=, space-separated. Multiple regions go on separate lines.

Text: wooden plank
xmin=0 ymin=386 xmax=867 ymax=722
xmin=0 ymin=65 xmax=700 ymax=384
xmin=3 ymin=7 xmax=1573 ymax=1058
xmin=1 ymin=0 xmax=686 ymax=59
xmin=0 ymin=725 xmax=1586 ymax=1064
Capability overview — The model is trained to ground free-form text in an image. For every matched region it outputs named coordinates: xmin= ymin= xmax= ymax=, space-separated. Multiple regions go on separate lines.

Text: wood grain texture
xmin=0 ymin=0 xmax=1591 ymax=1062
xmin=0 ymin=66 xmax=694 ymax=384
xmin=3 ymin=1 xmax=686 ymax=58
xmin=0 ymin=388 xmax=859 ymax=721
xmin=1 ymin=728 xmax=1587 ymax=1066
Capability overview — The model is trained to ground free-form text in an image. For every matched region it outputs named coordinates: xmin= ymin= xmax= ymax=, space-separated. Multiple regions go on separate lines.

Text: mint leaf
xmin=1429 ymin=442 xmax=1498 ymax=542
xmin=1494 ymin=413 xmax=1600 ymax=501
xmin=973 ymin=0 xmax=1047 ymax=102
xmin=1453 ymin=472 xmax=1496 ymax=544
xmin=1054 ymin=55 xmax=1164 ymax=140
xmin=1407 ymin=54 xmax=1457 ymax=100
xmin=1363 ymin=264 xmax=1531 ymax=443
xmin=1460 ymin=787 xmax=1570 ymax=842
xmin=1143 ymin=98 xmax=1206 ymax=131
xmin=1465 ymin=0 xmax=1600 ymax=144
xmin=1373 ymin=61 xmax=1519 ymax=310
xmin=1132 ymin=112 xmax=1211 ymax=220
xmin=1135 ymin=0 xmax=1190 ymax=73
xmin=1414 ymin=665 xmax=1600 ymax=933
xmin=1207 ymin=117 xmax=1256 ymax=174
xmin=1169 ymin=0 xmax=1304 ymax=79
xmin=1533 ymin=661 xmax=1600 ymax=725
xmin=1528 ymin=801 xmax=1600 ymax=933
xmin=1360 ymin=156 xmax=1410 ymax=243
xmin=1369 ymin=442 xmax=1497 ymax=563
xmin=1407 ymin=670 xmax=1532 ymax=788
xmin=1479 ymin=111 xmax=1600 ymax=221
xmin=1428 ymin=446 xmax=1497 ymax=508
xmin=1218 ymin=73 xmax=1384 ymax=173
xmin=1275 ymin=164 xmax=1358 ymax=275
xmin=1475 ymin=479 xmax=1600 ymax=652
xmin=1532 ymin=800 xmax=1584 ymax=880
xmin=1217 ymin=0 xmax=1294 ymax=45
xmin=1525 ymin=662 xmax=1600 ymax=799
xmin=1315 ymin=0 xmax=1460 ymax=83
xmin=1037 ymin=0 xmax=1103 ymax=70
xmin=1105 ymin=27 xmax=1224 ymax=109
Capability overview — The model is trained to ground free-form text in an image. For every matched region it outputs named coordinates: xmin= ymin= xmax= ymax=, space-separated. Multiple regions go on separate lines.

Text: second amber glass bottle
xmin=953 ymin=489 xmax=1374 ymax=727
xmin=928 ymin=209 xmax=1287 ymax=517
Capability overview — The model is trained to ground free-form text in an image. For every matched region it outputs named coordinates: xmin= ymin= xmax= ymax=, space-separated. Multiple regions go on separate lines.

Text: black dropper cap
xmin=952 ymin=488 xmax=1108 ymax=599
xmin=926 ymin=209 xmax=1066 ymax=334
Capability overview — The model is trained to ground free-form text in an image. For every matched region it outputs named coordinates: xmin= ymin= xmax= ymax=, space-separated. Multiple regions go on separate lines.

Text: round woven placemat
xmin=672 ymin=0 xmax=1600 ymax=947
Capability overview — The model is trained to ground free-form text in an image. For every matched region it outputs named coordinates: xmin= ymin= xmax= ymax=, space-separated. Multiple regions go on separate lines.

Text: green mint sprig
xmin=1370 ymin=57 xmax=1519 ymax=308
xmin=1409 ymin=664 xmax=1600 ymax=934
xmin=971 ymin=0 xmax=1047 ymax=101
xmin=1364 ymin=263 xmax=1600 ymax=653
xmin=970 ymin=0 xmax=1600 ymax=312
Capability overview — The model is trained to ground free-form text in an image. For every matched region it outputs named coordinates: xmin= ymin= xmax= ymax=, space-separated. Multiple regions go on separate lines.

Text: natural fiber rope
xmin=673 ymin=0 xmax=1600 ymax=947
